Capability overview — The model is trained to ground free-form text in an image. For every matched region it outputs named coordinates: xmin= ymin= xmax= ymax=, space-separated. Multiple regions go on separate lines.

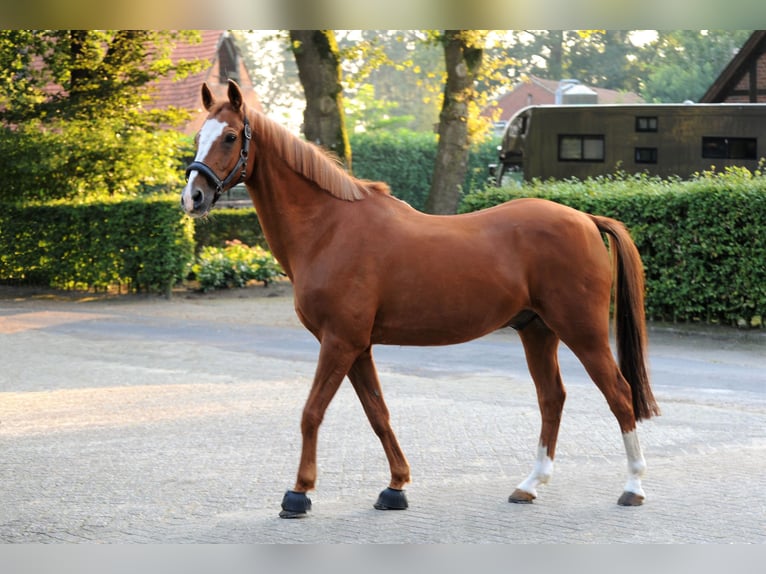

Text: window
xmin=635 ymin=147 xmax=658 ymax=164
xmin=635 ymin=116 xmax=658 ymax=132
xmin=702 ymin=137 xmax=757 ymax=159
xmin=558 ymin=135 xmax=605 ymax=162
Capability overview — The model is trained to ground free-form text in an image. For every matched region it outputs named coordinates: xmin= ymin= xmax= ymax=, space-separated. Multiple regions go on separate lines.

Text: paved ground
xmin=0 ymin=284 xmax=764 ymax=543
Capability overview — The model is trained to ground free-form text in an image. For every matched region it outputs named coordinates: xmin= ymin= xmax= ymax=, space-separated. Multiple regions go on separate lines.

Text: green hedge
xmin=192 ymin=208 xmax=266 ymax=253
xmin=0 ymin=196 xmax=195 ymax=294
xmin=460 ymin=169 xmax=766 ymax=328
xmin=350 ymin=130 xmax=497 ymax=211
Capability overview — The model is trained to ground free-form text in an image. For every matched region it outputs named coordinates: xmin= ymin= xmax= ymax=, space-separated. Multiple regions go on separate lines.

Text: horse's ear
xmin=201 ymin=82 xmax=214 ymax=111
xmin=228 ymin=79 xmax=243 ymax=112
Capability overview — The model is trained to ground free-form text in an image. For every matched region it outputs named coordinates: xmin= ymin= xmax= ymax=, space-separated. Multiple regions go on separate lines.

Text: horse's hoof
xmin=279 ymin=490 xmax=312 ymax=518
xmin=508 ymin=489 xmax=536 ymax=504
xmin=374 ymin=487 xmax=408 ymax=510
xmin=617 ymin=491 xmax=645 ymax=506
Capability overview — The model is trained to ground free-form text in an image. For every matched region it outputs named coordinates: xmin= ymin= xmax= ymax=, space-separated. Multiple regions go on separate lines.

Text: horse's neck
xmin=247 ymin=155 xmax=335 ymax=281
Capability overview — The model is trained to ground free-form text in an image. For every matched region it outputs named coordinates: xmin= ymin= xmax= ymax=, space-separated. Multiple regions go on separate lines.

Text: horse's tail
xmin=590 ymin=215 xmax=660 ymax=421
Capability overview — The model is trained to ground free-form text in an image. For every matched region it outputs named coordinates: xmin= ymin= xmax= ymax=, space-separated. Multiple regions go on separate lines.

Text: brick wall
xmin=724 ymin=50 xmax=766 ymax=103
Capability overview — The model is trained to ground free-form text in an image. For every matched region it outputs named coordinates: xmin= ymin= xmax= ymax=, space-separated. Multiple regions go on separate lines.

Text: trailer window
xmin=559 ymin=135 xmax=605 ymax=161
xmin=635 ymin=147 xmax=658 ymax=164
xmin=702 ymin=137 xmax=757 ymax=159
xmin=635 ymin=117 xmax=658 ymax=132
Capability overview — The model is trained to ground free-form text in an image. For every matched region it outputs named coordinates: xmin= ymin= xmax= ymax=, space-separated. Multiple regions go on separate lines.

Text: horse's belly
xmin=370 ymin=295 xmax=520 ymax=346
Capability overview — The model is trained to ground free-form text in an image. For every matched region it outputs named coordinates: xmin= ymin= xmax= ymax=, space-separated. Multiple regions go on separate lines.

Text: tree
xmin=0 ymin=30 xmax=203 ymax=125
xmin=234 ymin=30 xmax=303 ymax=131
xmin=289 ymin=30 xmax=351 ymax=169
xmin=424 ymin=30 xmax=486 ymax=215
xmin=500 ymin=30 xmax=642 ymax=93
xmin=340 ymin=30 xmax=444 ymax=133
xmin=0 ymin=30 xmax=205 ymax=201
xmin=636 ymin=30 xmax=752 ymax=102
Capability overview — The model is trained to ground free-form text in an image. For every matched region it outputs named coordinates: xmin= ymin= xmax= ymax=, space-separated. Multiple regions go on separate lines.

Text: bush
xmin=459 ymin=169 xmax=766 ymax=328
xmin=192 ymin=207 xmax=266 ymax=253
xmin=0 ymin=195 xmax=195 ymax=294
xmin=351 ymin=130 xmax=498 ymax=210
xmin=192 ymin=240 xmax=283 ymax=291
xmin=0 ymin=119 xmax=193 ymax=203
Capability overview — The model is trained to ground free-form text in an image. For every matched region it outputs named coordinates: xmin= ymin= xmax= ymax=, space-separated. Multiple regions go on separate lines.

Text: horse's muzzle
xmin=181 ymin=175 xmax=212 ymax=218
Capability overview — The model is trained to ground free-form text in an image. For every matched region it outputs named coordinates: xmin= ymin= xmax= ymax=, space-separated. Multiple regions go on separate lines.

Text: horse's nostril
xmin=192 ymin=189 xmax=204 ymax=208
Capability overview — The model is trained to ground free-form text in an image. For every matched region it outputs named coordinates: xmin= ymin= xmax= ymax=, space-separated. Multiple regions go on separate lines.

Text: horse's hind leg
xmin=510 ymin=317 xmax=566 ymax=503
xmin=348 ymin=347 xmax=410 ymax=510
xmin=558 ymin=327 xmax=648 ymax=506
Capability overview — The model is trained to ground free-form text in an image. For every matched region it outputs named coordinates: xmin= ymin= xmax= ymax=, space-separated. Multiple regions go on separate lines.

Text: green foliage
xmin=500 ymin=31 xmax=643 ymax=94
xmin=345 ymin=84 xmax=415 ymax=132
xmin=192 ymin=240 xmax=283 ymax=291
xmin=0 ymin=121 xmax=194 ymax=203
xmin=350 ymin=130 xmax=436 ymax=209
xmin=0 ymin=30 xmax=202 ymax=204
xmin=636 ymin=30 xmax=752 ymax=103
xmin=460 ymin=169 xmax=766 ymax=328
xmin=350 ymin=130 xmax=497 ymax=210
xmin=192 ymin=207 xmax=267 ymax=253
xmin=337 ymin=30 xmax=444 ymax=133
xmin=0 ymin=196 xmax=195 ymax=294
xmin=0 ymin=30 xmax=205 ymax=124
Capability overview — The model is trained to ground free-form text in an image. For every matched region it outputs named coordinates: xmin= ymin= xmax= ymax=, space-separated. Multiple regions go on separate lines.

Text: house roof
xmin=700 ymin=30 xmax=766 ymax=103
xmin=20 ymin=31 xmax=261 ymax=134
xmin=145 ymin=30 xmax=262 ymax=133
xmin=145 ymin=30 xmax=227 ymax=112
xmin=484 ymin=74 xmax=643 ymax=122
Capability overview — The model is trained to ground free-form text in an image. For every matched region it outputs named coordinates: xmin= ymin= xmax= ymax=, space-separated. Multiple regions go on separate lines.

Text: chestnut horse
xmin=181 ymin=81 xmax=660 ymax=518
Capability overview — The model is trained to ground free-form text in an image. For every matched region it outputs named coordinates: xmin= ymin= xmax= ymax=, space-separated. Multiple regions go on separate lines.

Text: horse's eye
xmin=225 ymin=133 xmax=237 ymax=143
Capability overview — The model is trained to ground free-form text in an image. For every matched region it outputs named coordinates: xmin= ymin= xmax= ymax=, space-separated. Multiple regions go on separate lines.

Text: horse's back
xmin=358 ymin=196 xmax=612 ymax=346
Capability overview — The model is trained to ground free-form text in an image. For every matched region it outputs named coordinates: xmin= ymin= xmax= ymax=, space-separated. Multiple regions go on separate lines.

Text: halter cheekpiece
xmin=185 ymin=113 xmax=252 ymax=207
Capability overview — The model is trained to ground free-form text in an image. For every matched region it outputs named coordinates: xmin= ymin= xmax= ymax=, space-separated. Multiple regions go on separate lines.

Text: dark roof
xmin=145 ymin=30 xmax=227 ymax=112
xmin=146 ymin=30 xmax=260 ymax=112
xmin=700 ymin=30 xmax=766 ymax=103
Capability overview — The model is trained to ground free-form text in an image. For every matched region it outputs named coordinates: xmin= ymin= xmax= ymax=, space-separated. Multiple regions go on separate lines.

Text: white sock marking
xmin=622 ymin=430 xmax=647 ymax=497
xmin=517 ymin=444 xmax=554 ymax=497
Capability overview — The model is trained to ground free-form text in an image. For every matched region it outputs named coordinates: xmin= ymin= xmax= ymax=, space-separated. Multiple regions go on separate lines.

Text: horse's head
xmin=181 ymin=80 xmax=253 ymax=218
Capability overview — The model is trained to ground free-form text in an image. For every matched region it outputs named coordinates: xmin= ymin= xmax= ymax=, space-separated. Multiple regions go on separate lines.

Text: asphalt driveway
xmin=0 ymin=285 xmax=764 ymax=542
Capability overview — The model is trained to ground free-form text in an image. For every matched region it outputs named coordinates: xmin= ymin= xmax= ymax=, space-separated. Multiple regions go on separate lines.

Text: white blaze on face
xmin=182 ymin=118 xmax=228 ymax=213
xmin=195 ymin=118 xmax=228 ymax=164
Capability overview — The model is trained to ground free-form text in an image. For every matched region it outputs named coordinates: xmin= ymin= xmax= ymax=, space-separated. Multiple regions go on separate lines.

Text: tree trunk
xmin=425 ymin=30 xmax=484 ymax=215
xmin=548 ymin=30 xmax=564 ymax=81
xmin=289 ymin=30 xmax=351 ymax=171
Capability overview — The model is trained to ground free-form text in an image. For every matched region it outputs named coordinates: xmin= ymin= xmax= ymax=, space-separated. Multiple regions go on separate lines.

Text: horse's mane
xmin=250 ymin=109 xmax=390 ymax=201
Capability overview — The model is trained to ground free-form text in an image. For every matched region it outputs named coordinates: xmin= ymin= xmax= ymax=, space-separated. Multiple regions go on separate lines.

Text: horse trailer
xmin=489 ymin=103 xmax=766 ymax=185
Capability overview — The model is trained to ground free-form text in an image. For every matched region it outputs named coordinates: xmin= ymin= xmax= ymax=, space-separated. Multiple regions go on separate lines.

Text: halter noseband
xmin=185 ymin=113 xmax=252 ymax=207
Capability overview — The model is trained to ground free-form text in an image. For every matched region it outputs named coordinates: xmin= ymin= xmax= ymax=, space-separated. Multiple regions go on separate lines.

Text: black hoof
xmin=374 ymin=487 xmax=408 ymax=510
xmin=279 ymin=490 xmax=312 ymax=518
xmin=617 ymin=491 xmax=645 ymax=507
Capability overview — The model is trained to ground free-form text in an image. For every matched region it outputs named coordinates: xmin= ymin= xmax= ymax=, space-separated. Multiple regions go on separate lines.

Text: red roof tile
xmin=145 ymin=30 xmax=262 ymax=133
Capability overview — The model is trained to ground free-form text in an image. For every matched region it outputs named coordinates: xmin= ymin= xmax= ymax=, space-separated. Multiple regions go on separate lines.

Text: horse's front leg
xmin=348 ymin=347 xmax=410 ymax=510
xmin=279 ymin=335 xmax=359 ymax=518
xmin=510 ymin=318 xmax=565 ymax=503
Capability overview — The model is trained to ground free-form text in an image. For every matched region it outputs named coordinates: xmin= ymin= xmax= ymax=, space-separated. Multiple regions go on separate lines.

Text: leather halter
xmin=185 ymin=113 xmax=252 ymax=207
